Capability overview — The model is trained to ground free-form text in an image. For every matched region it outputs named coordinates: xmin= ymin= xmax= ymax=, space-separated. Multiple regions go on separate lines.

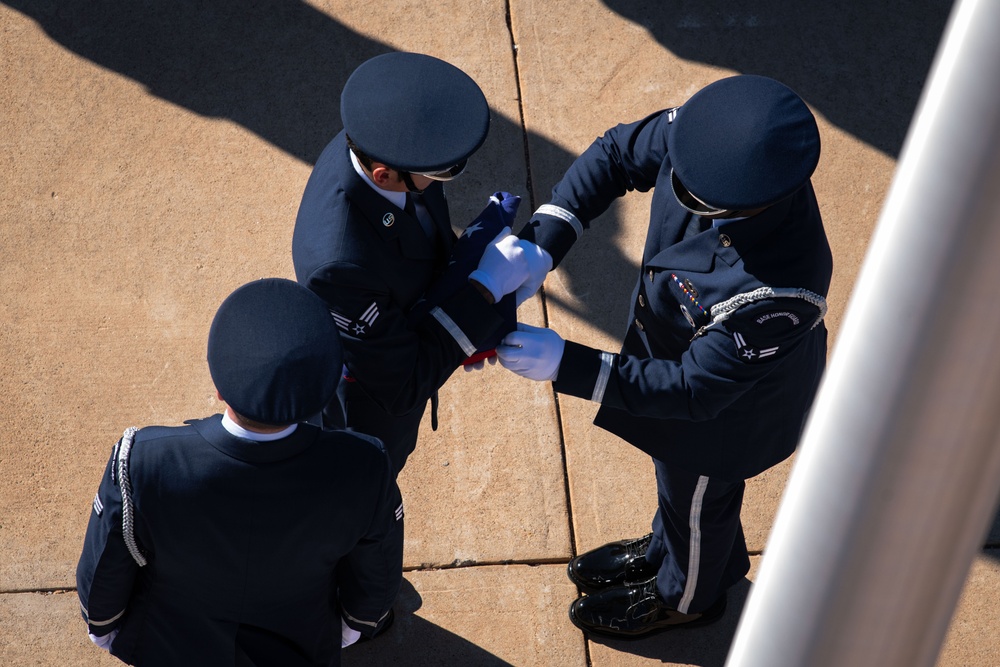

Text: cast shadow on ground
xmin=342 ymin=578 xmax=514 ymax=666
xmin=601 ymin=0 xmax=955 ymax=159
xmin=528 ymin=0 xmax=956 ymax=338
xmin=0 ymin=0 xmax=659 ymax=345
xmin=9 ymin=3 xmax=989 ymax=659
xmin=6 ymin=0 xmax=956 ymax=350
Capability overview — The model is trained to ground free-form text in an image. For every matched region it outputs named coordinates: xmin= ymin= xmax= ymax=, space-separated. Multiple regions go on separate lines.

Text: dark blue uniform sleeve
xmin=307 ymin=262 xmax=503 ymax=416
xmin=519 ymin=110 xmax=674 ymax=267
xmin=337 ymin=449 xmax=404 ymax=637
xmin=554 ymin=299 xmax=824 ymax=420
xmin=76 ymin=441 xmax=140 ymax=638
xmin=409 ymin=192 xmax=520 ymax=353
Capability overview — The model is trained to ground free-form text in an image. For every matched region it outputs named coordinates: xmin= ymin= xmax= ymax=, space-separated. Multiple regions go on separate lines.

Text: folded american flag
xmin=409 ymin=191 xmax=520 ymax=364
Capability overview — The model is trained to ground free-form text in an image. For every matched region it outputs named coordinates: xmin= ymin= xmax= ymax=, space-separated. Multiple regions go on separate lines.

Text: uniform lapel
xmin=419 ymin=184 xmax=457 ymax=254
xmin=645 ymin=231 xmax=717 ymax=272
xmin=711 ymin=198 xmax=790 ymax=262
xmin=645 ymin=196 xmax=793 ymax=272
xmin=340 ymin=155 xmax=437 ymax=260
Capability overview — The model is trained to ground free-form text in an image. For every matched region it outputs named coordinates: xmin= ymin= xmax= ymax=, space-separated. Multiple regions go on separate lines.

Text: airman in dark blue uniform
xmin=76 ymin=279 xmax=404 ymax=666
xmin=498 ymin=75 xmax=833 ymax=638
xmin=292 ymin=52 xmax=548 ymax=475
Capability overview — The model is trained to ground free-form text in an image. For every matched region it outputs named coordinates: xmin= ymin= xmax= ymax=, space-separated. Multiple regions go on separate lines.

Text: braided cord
xmin=709 ymin=287 xmax=828 ymax=330
xmin=117 ymin=426 xmax=147 ymax=567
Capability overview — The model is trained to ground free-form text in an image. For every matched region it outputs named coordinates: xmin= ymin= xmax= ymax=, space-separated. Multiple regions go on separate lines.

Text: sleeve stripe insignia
xmin=92 ymin=492 xmax=103 ymax=516
xmin=331 ymin=310 xmax=352 ymax=331
xmin=536 ymin=204 xmax=584 ymax=238
xmin=431 ymin=307 xmax=477 ymax=356
xmin=395 ymin=502 xmax=404 ymax=521
xmin=330 ymin=302 xmax=380 ymax=337
xmin=360 ymin=302 xmax=379 ymax=326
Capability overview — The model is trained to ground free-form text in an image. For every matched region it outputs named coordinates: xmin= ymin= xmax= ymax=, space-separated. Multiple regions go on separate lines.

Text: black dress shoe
xmin=569 ymin=578 xmax=726 ymax=640
xmin=567 ymin=533 xmax=659 ymax=593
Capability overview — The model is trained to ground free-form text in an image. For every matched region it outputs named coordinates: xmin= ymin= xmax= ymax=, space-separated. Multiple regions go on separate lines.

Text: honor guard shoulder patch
xmin=728 ymin=307 xmax=801 ymax=363
xmin=330 ymin=301 xmax=380 ymax=338
xmin=705 ymin=288 xmax=827 ymax=361
xmin=723 ymin=298 xmax=823 ymax=364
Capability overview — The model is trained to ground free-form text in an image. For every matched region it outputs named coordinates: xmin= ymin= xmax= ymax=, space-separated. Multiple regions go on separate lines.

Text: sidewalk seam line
xmin=504 ymin=0 xmax=535 ymax=212
xmin=505 ymin=5 xmax=591 ymax=665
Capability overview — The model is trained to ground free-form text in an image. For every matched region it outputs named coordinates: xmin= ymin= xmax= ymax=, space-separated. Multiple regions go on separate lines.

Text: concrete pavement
xmin=2 ymin=1 xmax=996 ymax=665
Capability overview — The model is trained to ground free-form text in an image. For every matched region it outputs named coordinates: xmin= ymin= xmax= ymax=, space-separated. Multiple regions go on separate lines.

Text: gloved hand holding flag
xmin=409 ymin=192 xmax=521 ymax=366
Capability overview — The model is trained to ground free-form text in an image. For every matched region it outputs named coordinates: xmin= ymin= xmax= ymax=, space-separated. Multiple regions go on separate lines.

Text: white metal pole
xmin=726 ymin=0 xmax=1000 ymax=665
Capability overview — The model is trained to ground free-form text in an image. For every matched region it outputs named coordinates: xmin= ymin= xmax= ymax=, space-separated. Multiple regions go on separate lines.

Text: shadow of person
xmin=599 ymin=0 xmax=954 ymax=159
xmin=585 ymin=577 xmax=752 ymax=667
xmin=2 ymin=0 xmax=640 ymax=341
xmin=3 ymin=0 xmax=388 ymax=164
xmin=536 ymin=0 xmax=956 ymax=370
xmin=343 ymin=578 xmax=514 ymax=666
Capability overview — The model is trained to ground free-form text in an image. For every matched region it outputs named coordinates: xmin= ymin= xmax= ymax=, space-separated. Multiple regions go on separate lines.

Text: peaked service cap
xmin=341 ymin=52 xmax=490 ymax=172
xmin=668 ymin=75 xmax=820 ymax=212
xmin=208 ymin=278 xmax=342 ymax=425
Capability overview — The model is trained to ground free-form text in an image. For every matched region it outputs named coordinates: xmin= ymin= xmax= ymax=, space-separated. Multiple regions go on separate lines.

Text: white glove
xmin=468 ymin=228 xmax=527 ymax=303
xmin=496 ymin=323 xmax=565 ymax=381
xmin=341 ymin=616 xmax=362 ymax=648
xmin=88 ymin=629 xmax=118 ymax=651
xmin=515 ymin=242 xmax=553 ymax=306
xmin=462 ymin=355 xmax=498 ymax=373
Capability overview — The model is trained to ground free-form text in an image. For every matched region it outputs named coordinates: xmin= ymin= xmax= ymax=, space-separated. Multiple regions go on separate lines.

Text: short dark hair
xmin=345 ymin=134 xmax=377 ymax=171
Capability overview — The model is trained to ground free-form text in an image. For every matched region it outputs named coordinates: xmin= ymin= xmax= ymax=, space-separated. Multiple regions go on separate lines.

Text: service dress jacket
xmin=76 ymin=416 xmax=403 ymax=667
xmin=522 ymin=109 xmax=834 ymax=481
xmin=292 ymin=132 xmax=504 ymax=468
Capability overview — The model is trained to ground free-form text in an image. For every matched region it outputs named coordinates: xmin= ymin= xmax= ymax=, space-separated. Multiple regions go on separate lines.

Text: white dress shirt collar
xmin=350 ymin=148 xmax=407 ymax=211
xmin=221 ymin=411 xmax=297 ymax=442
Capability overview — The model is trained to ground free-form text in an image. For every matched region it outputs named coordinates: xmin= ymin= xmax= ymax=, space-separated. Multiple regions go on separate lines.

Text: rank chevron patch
xmin=732 ymin=331 xmax=779 ymax=363
xmin=330 ymin=301 xmax=380 ymax=338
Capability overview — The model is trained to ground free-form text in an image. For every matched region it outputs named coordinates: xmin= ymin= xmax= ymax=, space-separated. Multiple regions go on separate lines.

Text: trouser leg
xmin=646 ymin=458 xmax=750 ymax=613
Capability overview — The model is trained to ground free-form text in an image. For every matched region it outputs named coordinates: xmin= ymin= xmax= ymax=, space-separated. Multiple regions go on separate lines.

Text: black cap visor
xmin=671 ymin=169 xmax=730 ymax=216
xmin=415 ymin=159 xmax=468 ymax=181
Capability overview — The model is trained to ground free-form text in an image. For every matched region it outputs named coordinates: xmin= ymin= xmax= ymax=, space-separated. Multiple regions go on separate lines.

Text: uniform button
xmin=719 ymin=234 xmax=732 ymax=247
xmin=638 ymin=294 xmax=646 ymax=308
xmin=634 ymin=318 xmax=644 ymax=331
xmin=647 ymin=269 xmax=655 ymax=282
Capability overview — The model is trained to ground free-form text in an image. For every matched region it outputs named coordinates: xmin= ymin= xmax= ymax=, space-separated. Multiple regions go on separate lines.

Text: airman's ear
xmin=370 ymin=164 xmax=397 ymax=188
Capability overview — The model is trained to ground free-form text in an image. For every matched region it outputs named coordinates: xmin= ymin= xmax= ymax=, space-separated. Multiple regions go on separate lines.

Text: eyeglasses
xmin=413 ymin=159 xmax=468 ymax=182
xmin=670 ymin=168 xmax=731 ymax=216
